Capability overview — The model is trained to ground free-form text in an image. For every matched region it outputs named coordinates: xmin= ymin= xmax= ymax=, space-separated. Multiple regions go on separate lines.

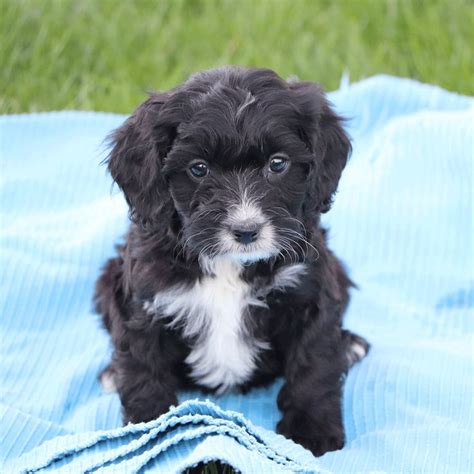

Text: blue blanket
xmin=1 ymin=76 xmax=473 ymax=473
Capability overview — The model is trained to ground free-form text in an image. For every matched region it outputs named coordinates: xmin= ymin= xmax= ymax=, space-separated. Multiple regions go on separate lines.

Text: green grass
xmin=1 ymin=0 xmax=473 ymax=115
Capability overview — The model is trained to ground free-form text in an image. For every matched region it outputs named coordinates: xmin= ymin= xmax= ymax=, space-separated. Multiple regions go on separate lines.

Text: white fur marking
xmin=346 ymin=339 xmax=368 ymax=366
xmin=351 ymin=341 xmax=367 ymax=360
xmin=144 ymin=259 xmax=268 ymax=393
xmin=226 ymin=198 xmax=266 ymax=226
xmin=236 ymin=92 xmax=256 ymax=118
xmin=100 ymin=371 xmax=117 ymax=393
xmin=273 ymin=263 xmax=307 ymax=290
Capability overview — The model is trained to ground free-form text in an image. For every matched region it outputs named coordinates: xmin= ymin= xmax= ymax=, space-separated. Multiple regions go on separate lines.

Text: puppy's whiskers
xmin=177 ymin=228 xmax=218 ymax=261
xmin=280 ymin=228 xmax=320 ymax=262
xmin=279 ymin=238 xmax=304 ymax=263
xmin=278 ymin=237 xmax=301 ymax=264
xmin=266 ymin=207 xmax=319 ymax=262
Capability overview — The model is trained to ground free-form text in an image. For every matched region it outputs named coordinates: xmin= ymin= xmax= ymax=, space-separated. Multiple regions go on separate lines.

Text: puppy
xmin=95 ymin=66 xmax=369 ymax=457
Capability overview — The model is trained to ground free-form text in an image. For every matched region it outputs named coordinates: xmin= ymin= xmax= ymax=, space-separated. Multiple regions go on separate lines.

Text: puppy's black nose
xmin=232 ymin=225 xmax=261 ymax=245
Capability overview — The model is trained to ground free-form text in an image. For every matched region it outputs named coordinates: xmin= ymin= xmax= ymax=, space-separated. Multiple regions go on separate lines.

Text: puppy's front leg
xmin=276 ymin=322 xmax=347 ymax=457
xmin=114 ymin=349 xmax=179 ymax=424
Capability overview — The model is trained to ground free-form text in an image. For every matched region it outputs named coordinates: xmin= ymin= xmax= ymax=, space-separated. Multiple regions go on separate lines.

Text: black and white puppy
xmin=95 ymin=66 xmax=369 ymax=457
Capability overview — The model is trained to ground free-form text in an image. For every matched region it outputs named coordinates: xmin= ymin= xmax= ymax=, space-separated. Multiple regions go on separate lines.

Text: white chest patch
xmin=144 ymin=259 xmax=266 ymax=393
xmin=144 ymin=260 xmax=306 ymax=393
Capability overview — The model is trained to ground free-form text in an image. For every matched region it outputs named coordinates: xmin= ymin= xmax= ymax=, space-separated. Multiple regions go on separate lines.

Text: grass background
xmin=1 ymin=0 xmax=473 ymax=115
xmin=1 ymin=1 xmax=472 ymax=472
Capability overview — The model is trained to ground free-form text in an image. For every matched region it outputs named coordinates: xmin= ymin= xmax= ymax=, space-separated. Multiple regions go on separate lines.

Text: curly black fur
xmin=94 ymin=66 xmax=369 ymax=457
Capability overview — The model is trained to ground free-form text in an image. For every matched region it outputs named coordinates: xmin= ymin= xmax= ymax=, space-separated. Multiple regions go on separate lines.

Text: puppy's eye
xmin=269 ymin=155 xmax=289 ymax=174
xmin=189 ymin=161 xmax=209 ymax=178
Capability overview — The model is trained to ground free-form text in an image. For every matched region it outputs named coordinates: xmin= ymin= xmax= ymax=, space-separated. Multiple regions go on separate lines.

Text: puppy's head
xmin=108 ymin=67 xmax=350 ymax=266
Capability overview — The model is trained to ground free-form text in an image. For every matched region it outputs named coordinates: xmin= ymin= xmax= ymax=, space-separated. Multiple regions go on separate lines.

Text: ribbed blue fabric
xmin=1 ymin=76 xmax=473 ymax=473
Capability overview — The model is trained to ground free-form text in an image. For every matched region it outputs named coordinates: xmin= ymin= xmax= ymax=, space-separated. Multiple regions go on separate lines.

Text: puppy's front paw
xmin=277 ymin=414 xmax=344 ymax=457
xmin=291 ymin=433 xmax=344 ymax=457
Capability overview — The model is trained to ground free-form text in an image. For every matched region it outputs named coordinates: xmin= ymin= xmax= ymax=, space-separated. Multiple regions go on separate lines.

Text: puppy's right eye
xmin=268 ymin=153 xmax=290 ymax=174
xmin=189 ymin=162 xmax=209 ymax=178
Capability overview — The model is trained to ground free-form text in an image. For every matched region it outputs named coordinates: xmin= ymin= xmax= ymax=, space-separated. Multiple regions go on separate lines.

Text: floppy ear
xmin=107 ymin=94 xmax=178 ymax=230
xmin=290 ymin=81 xmax=351 ymax=215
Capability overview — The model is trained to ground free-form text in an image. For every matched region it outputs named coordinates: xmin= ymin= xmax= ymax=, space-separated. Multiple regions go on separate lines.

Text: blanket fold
xmin=9 ymin=400 xmax=317 ymax=473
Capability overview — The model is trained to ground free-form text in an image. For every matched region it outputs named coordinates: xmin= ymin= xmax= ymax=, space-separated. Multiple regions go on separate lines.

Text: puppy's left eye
xmin=269 ymin=155 xmax=290 ymax=174
xmin=189 ymin=161 xmax=209 ymax=178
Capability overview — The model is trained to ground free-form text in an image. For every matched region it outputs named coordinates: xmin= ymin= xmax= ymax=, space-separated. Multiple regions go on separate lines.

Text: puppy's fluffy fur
xmin=95 ymin=66 xmax=369 ymax=457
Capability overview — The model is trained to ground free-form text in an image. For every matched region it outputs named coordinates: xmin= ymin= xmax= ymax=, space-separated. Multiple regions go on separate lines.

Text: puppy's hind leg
xmin=342 ymin=329 xmax=370 ymax=368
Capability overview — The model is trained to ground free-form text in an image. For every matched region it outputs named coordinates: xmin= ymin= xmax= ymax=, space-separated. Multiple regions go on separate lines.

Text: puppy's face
xmin=108 ymin=67 xmax=350 ymax=265
xmin=164 ymin=100 xmax=314 ymax=264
